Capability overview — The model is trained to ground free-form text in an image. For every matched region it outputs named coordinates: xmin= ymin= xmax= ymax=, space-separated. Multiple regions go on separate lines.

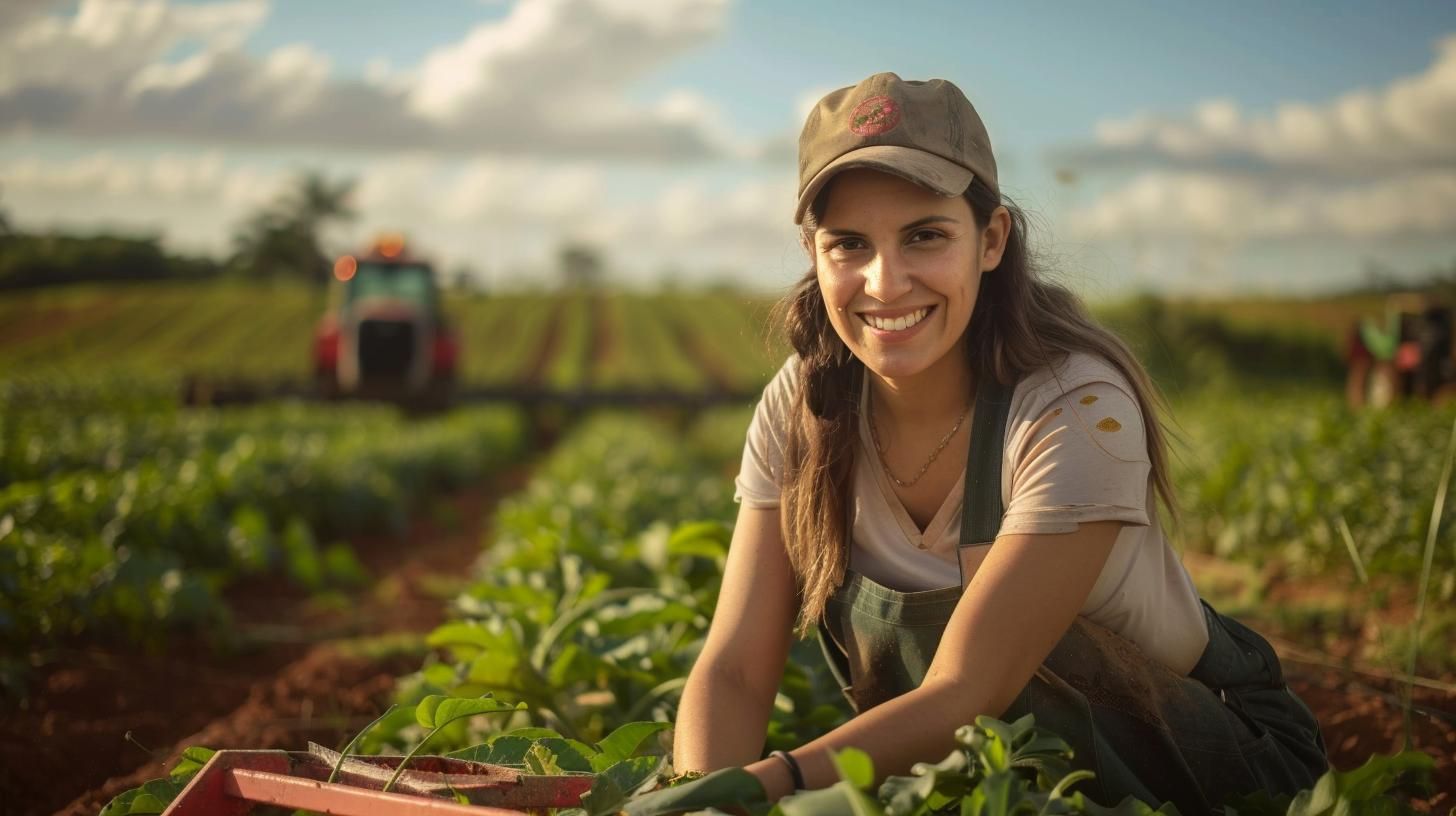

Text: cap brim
xmin=794 ymin=145 xmax=975 ymax=225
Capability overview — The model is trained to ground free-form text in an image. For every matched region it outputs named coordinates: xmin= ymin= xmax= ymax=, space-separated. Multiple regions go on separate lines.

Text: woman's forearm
xmin=672 ymin=661 xmax=780 ymax=772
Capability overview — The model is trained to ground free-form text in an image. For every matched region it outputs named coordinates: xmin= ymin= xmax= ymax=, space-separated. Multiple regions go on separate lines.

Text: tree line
xmin=0 ymin=174 xmax=355 ymax=290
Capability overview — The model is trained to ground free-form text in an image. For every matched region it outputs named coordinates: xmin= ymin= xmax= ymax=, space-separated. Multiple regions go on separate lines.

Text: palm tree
xmin=230 ymin=172 xmax=356 ymax=286
xmin=291 ymin=173 xmax=357 ymax=234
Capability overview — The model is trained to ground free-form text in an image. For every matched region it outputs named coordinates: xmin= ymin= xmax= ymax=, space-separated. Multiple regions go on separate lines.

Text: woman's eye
xmin=908 ymin=229 xmax=944 ymax=244
xmin=829 ymin=238 xmax=865 ymax=253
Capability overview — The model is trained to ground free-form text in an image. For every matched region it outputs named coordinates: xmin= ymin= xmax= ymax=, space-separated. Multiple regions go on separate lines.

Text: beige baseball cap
xmin=795 ymin=72 xmax=998 ymax=225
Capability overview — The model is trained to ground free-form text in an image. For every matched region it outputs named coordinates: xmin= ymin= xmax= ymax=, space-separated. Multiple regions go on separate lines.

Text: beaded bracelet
xmin=769 ymin=750 xmax=805 ymax=790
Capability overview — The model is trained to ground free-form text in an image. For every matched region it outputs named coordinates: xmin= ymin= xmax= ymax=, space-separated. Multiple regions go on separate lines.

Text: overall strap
xmin=956 ymin=373 xmax=1014 ymax=589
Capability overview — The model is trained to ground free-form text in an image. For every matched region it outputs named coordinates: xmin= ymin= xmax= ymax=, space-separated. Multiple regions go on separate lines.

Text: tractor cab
xmin=314 ymin=234 xmax=458 ymax=408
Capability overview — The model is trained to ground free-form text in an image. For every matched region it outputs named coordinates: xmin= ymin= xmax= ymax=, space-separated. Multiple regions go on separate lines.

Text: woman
xmin=668 ymin=73 xmax=1329 ymax=813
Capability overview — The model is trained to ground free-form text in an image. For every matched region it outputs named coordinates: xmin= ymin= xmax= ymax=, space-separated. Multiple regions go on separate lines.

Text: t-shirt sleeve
xmin=733 ymin=357 xmax=798 ymax=508
xmin=999 ymin=378 xmax=1152 ymax=535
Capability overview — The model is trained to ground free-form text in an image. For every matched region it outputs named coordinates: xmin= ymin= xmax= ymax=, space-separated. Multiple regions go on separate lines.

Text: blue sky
xmin=4 ymin=0 xmax=1456 ymax=299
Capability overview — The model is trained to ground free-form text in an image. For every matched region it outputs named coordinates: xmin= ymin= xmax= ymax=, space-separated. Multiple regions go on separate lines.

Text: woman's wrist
xmin=744 ymin=754 xmax=798 ymax=801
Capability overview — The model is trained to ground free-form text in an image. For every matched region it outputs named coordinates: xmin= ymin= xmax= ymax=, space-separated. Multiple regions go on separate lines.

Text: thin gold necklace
xmin=867 ymin=391 xmax=971 ymax=488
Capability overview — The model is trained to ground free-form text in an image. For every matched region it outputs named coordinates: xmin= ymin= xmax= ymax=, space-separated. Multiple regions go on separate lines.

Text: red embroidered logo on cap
xmin=849 ymin=95 xmax=901 ymax=136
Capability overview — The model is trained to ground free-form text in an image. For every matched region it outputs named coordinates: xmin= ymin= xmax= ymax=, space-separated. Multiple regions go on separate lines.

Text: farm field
xmin=0 ymin=282 xmax=787 ymax=394
xmin=2 ymin=281 xmax=1453 ymax=813
xmin=33 ymin=404 xmax=1453 ymax=814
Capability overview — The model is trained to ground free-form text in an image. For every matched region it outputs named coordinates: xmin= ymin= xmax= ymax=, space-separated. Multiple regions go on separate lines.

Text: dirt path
xmin=588 ymin=293 xmax=616 ymax=390
xmin=522 ymin=298 xmax=566 ymax=389
xmin=1 ymin=468 xmax=527 ymax=816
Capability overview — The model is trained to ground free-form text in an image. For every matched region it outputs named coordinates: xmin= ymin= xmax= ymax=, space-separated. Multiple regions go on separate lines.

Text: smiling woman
xmin=669 ymin=72 xmax=1331 ymax=815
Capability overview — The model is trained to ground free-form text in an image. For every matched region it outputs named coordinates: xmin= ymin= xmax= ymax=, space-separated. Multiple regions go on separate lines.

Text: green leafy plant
xmin=382 ymin=694 xmax=527 ymax=791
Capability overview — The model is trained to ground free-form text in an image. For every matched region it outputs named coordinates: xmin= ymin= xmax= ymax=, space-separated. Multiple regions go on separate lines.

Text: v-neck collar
xmin=856 ymin=373 xmax=969 ymax=550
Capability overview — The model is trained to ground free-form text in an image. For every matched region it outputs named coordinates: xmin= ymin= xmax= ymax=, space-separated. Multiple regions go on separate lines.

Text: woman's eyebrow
xmin=898 ymin=215 xmax=961 ymax=232
xmin=819 ymin=214 xmax=961 ymax=238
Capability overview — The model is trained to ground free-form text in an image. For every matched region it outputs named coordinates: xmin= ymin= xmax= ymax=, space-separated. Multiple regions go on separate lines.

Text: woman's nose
xmin=862 ymin=251 xmax=913 ymax=303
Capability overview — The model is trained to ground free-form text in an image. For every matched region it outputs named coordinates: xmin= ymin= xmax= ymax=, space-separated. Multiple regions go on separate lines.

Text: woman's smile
xmin=858 ymin=304 xmax=936 ymax=342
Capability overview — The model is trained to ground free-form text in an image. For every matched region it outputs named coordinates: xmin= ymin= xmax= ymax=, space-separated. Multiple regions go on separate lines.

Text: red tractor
xmin=313 ymin=235 xmax=458 ymax=409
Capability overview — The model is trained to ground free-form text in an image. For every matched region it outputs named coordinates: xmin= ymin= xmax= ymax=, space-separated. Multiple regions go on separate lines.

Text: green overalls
xmin=816 ymin=374 xmax=1329 ymax=814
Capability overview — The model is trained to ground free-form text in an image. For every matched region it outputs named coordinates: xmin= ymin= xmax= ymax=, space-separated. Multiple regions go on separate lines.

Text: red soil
xmin=1 ymin=470 xmax=525 ymax=816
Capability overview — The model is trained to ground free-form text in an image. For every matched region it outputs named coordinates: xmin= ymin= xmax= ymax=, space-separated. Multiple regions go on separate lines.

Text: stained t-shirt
xmin=734 ymin=351 xmax=1210 ymax=675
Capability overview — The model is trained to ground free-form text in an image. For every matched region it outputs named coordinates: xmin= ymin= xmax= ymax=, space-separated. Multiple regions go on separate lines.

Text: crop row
xmin=1172 ymin=391 xmax=1456 ymax=586
xmin=329 ymin=412 xmax=845 ymax=759
xmin=0 ymin=398 xmax=526 ymax=657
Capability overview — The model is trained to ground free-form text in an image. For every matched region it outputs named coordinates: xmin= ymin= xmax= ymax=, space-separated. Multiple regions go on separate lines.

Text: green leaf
xmin=98 ymin=779 xmax=188 ymax=816
xmin=1079 ymin=794 xmax=1177 ymax=816
xmin=1332 ymin=750 xmax=1434 ymax=798
xmin=964 ymin=771 xmax=1021 ymax=816
xmin=1275 ymin=750 xmax=1436 ymax=816
xmin=832 ymin=747 xmax=875 ymax=790
xmin=447 ymin=735 xmax=534 ymax=766
xmin=602 ymin=756 xmax=665 ymax=794
xmin=580 ymin=756 xmax=666 ymax=816
xmin=880 ymin=770 xmax=937 ymax=816
xmin=535 ymin=737 xmax=597 ymax=773
xmin=592 ymin=721 xmax=672 ymax=771
xmin=503 ymin=726 xmax=566 ymax=740
xmin=168 ymin=746 xmax=216 ymax=780
xmin=426 ymin=620 xmax=506 ymax=658
xmin=666 ymin=521 xmax=730 ymax=559
xmin=780 ymin=782 xmax=884 ymax=816
xmin=525 ymin=742 xmax=565 ymax=775
xmin=546 ymin=642 xmax=584 ymax=686
xmin=414 ymin=694 xmax=524 ymax=729
xmin=622 ymin=767 xmax=767 ymax=816
xmin=580 ymin=770 xmax=628 ymax=816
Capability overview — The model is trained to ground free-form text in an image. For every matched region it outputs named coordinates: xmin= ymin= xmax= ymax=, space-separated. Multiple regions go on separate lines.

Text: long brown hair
xmin=775 ymin=176 xmax=1186 ymax=635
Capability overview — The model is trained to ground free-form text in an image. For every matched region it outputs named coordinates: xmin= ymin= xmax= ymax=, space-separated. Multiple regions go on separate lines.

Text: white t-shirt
xmin=734 ymin=351 xmax=1209 ymax=675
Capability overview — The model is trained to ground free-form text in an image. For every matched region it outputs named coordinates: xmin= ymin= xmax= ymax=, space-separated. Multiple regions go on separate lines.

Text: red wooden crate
xmin=163 ymin=745 xmax=596 ymax=815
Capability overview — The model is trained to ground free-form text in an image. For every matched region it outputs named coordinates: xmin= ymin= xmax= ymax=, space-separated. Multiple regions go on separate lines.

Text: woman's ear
xmin=980 ymin=206 xmax=1012 ymax=272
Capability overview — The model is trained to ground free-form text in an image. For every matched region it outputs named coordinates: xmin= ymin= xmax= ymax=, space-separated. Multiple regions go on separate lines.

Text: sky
xmin=3 ymin=0 xmax=1456 ymax=300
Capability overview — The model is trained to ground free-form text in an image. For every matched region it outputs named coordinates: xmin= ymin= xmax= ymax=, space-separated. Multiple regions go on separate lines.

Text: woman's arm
xmin=742 ymin=520 xmax=1124 ymax=801
xmin=673 ymin=504 xmax=799 ymax=772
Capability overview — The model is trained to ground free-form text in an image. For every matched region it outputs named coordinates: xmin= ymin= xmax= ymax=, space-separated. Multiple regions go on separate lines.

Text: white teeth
xmin=862 ymin=307 xmax=929 ymax=332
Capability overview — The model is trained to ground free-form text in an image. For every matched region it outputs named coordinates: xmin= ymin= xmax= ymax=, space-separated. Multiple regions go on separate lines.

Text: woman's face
xmin=812 ymin=168 xmax=1008 ymax=382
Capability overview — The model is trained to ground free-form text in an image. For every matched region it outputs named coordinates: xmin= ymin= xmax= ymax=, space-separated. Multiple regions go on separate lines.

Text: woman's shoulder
xmin=1006 ymin=351 xmax=1150 ymax=460
xmin=1011 ymin=350 xmax=1140 ymax=408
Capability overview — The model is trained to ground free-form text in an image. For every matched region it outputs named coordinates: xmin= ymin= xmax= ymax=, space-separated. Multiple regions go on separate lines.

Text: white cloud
xmin=1060 ymin=32 xmax=1456 ymax=262
xmin=1069 ymin=171 xmax=1456 ymax=241
xmin=1 ymin=149 xmax=801 ymax=288
xmin=1059 ymin=33 xmax=1456 ymax=177
xmin=1 ymin=150 xmax=284 ymax=207
xmin=0 ymin=0 xmax=268 ymax=95
xmin=0 ymin=0 xmax=739 ymax=160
